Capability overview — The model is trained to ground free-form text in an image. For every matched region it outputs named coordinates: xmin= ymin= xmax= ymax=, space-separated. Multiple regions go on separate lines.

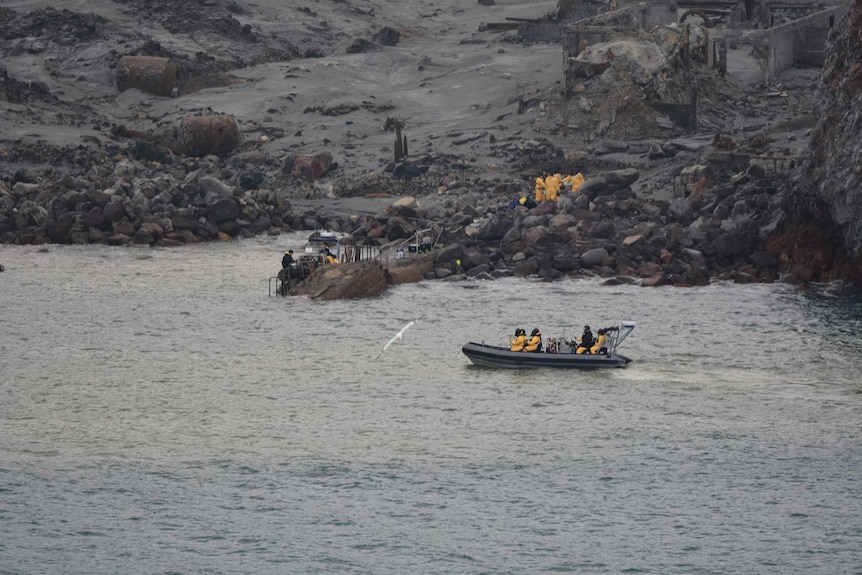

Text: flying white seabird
xmin=382 ymin=320 xmax=416 ymax=353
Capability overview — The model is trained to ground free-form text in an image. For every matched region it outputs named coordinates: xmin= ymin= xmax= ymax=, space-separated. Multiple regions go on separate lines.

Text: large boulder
xmin=386 ymin=253 xmax=436 ymax=284
xmin=578 ymin=176 xmax=608 ymax=199
xmin=477 ymin=212 xmax=514 ymax=241
xmin=388 ymin=196 xmax=419 ymax=218
xmin=580 ymin=247 xmax=609 ymax=267
xmin=434 ymin=243 xmax=465 ymax=264
xmin=198 ymin=176 xmax=235 ymax=201
xmin=294 ymin=260 xmax=388 ymax=300
xmin=460 ymin=249 xmax=491 ymax=271
xmin=282 ymin=152 xmax=334 ymax=181
xmin=207 ymin=198 xmax=240 ymax=223
xmin=603 ymin=168 xmax=640 ymax=188
xmin=103 ymin=200 xmax=127 ymax=222
xmin=373 ymin=26 xmax=400 ymax=47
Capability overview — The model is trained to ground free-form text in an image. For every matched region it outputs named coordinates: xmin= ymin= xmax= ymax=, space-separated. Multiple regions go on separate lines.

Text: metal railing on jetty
xmin=268 ymin=275 xmax=288 ymax=297
xmin=337 ymin=243 xmax=380 ymax=263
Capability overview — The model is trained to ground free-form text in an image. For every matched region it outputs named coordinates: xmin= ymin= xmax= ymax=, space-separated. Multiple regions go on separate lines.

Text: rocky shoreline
xmin=0 ymin=148 xmax=805 ymax=288
xmin=2 ymin=0 xmax=861 ymax=289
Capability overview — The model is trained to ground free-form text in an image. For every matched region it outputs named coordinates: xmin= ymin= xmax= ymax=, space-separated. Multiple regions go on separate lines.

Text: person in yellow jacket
xmin=510 ymin=328 xmax=527 ymax=352
xmin=534 ymin=176 xmax=547 ymax=202
xmin=590 ymin=328 xmax=607 ymax=354
xmin=322 ymin=244 xmax=339 ymax=264
xmin=524 ymin=328 xmax=543 ymax=352
xmin=562 ymin=172 xmax=585 ymax=194
xmin=545 ymin=174 xmax=560 ymax=201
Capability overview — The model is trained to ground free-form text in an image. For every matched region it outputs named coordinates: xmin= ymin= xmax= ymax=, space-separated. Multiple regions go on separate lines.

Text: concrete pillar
xmin=717 ymin=38 xmax=728 ymax=76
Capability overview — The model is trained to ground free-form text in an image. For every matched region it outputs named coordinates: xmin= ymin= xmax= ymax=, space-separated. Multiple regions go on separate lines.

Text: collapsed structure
xmin=557 ymin=0 xmax=844 ymax=83
xmin=510 ymin=0 xmax=846 ymax=141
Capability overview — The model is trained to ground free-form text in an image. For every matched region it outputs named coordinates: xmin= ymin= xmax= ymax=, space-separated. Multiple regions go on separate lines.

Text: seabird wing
xmin=382 ymin=321 xmax=416 ymax=353
xmin=382 ymin=333 xmax=399 ymax=352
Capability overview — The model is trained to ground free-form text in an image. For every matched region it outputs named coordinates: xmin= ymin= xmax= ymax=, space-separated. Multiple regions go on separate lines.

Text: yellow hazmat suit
xmin=562 ymin=172 xmax=585 ymax=193
xmin=534 ymin=177 xmax=546 ymax=202
xmin=510 ymin=333 xmax=527 ymax=352
xmin=544 ymin=173 xmax=562 ymax=201
xmin=524 ymin=330 xmax=542 ymax=352
xmin=590 ymin=332 xmax=606 ymax=354
xmin=322 ymin=246 xmax=339 ymax=264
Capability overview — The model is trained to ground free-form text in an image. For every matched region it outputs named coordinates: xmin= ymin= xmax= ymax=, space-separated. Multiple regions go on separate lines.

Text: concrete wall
xmin=752 ymin=6 xmax=843 ymax=83
xmin=640 ymin=0 xmax=679 ymax=29
xmin=796 ymin=25 xmax=831 ymax=66
xmin=707 ymin=5 xmax=844 ymax=84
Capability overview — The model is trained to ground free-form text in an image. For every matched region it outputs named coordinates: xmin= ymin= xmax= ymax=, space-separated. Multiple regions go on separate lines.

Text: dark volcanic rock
xmin=373 ymin=27 xmax=400 ymax=47
xmin=777 ymin=1 xmax=862 ymax=282
xmin=206 ymin=197 xmax=239 ymax=223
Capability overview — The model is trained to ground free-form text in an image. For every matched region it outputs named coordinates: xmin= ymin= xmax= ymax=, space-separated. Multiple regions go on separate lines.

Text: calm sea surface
xmin=2 ymin=235 xmax=861 ymax=575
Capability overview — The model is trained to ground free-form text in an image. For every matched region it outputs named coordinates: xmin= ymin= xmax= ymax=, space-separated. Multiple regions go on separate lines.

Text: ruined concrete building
xmin=557 ymin=0 xmax=846 ymax=87
xmin=504 ymin=0 xmax=848 ymax=140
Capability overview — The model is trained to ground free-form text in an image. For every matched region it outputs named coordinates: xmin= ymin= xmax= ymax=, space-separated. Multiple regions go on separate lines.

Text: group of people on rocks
xmin=509 ymin=324 xmax=608 ymax=354
xmin=508 ymin=172 xmax=587 ymax=210
xmin=533 ymin=172 xmax=585 ymax=203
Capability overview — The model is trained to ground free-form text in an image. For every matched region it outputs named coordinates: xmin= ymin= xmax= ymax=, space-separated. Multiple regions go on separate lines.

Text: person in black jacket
xmin=576 ymin=325 xmax=594 ymax=354
xmin=282 ymin=250 xmax=295 ymax=269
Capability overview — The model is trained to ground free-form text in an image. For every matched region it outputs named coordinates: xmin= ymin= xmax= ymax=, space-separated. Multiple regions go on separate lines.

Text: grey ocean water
xmin=2 ymin=236 xmax=861 ymax=575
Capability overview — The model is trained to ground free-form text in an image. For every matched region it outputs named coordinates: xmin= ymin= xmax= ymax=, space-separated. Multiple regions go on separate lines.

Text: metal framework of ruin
xmin=555 ymin=0 xmax=847 ymax=89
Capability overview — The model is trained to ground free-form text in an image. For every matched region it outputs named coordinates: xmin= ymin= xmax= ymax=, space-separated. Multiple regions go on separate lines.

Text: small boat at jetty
xmin=305 ymin=230 xmax=341 ymax=251
xmin=462 ymin=322 xmax=636 ymax=369
xmin=269 ymin=231 xmax=380 ymax=296
xmin=269 ymin=232 xmax=340 ymax=297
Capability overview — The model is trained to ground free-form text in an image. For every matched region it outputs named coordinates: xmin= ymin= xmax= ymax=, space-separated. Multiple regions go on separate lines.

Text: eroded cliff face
xmin=781 ymin=0 xmax=862 ymax=282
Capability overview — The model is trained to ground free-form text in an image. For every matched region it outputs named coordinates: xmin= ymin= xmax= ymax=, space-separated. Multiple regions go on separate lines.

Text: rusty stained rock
xmin=293 ymin=260 xmax=388 ymax=300
xmin=282 ymin=152 xmax=334 ymax=181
